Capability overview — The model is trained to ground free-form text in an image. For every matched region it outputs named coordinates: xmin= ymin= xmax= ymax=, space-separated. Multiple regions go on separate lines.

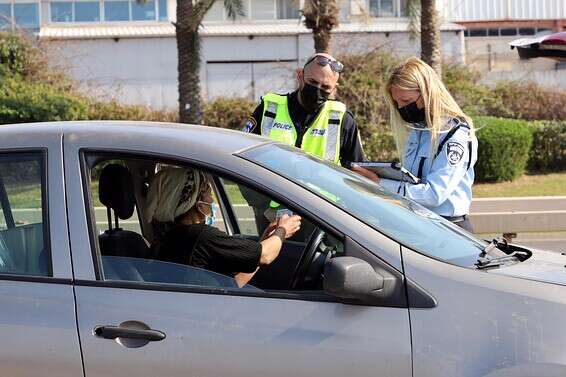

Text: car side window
xmin=0 ymin=152 xmax=50 ymax=276
xmin=84 ymin=154 xmax=344 ymax=294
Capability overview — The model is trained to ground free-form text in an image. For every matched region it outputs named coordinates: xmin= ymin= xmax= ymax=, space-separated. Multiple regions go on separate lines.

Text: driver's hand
xmin=351 ymin=164 xmax=380 ymax=183
xmin=277 ymin=214 xmax=301 ymax=239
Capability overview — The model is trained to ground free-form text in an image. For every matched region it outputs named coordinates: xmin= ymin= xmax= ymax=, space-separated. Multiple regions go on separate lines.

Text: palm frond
xmin=224 ymin=0 xmax=246 ymax=20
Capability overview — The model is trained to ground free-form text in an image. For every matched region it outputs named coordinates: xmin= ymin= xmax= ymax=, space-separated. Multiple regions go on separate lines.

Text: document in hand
xmin=352 ymin=161 xmax=421 ymax=184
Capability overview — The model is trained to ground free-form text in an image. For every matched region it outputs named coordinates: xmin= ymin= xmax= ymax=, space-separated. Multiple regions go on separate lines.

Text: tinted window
xmin=276 ymin=0 xmax=299 ymax=19
xmin=131 ymin=0 xmax=155 ymax=20
xmin=519 ymin=28 xmax=535 ymax=36
xmin=488 ymin=28 xmax=499 ymax=36
xmin=242 ymin=144 xmax=486 ymax=267
xmin=51 ymin=2 xmax=73 ymax=22
xmin=469 ymin=29 xmax=487 ymax=37
xmin=0 ymin=153 xmax=49 ymax=276
xmin=158 ymin=0 xmax=167 ymax=20
xmin=75 ymin=1 xmax=100 ymax=22
xmin=14 ymin=3 xmax=39 ymax=30
xmin=105 ymin=1 xmax=129 ymax=21
xmin=500 ymin=28 xmax=517 ymax=36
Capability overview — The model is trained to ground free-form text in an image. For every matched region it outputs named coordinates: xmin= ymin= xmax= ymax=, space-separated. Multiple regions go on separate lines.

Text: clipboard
xmin=351 ymin=161 xmax=421 ymax=184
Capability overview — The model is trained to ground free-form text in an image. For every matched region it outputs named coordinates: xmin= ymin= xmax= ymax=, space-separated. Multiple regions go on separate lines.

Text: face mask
xmin=398 ymin=100 xmax=426 ymax=124
xmin=300 ymin=83 xmax=330 ymax=112
xmin=198 ymin=201 xmax=217 ymax=226
xmin=205 ymin=203 xmax=217 ymax=226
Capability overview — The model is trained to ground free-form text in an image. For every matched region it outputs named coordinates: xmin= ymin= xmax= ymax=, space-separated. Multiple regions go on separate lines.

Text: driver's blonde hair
xmin=384 ymin=57 xmax=474 ymax=162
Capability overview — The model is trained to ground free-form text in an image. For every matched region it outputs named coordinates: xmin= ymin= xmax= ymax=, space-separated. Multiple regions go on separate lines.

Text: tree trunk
xmin=313 ymin=27 xmax=330 ymax=53
xmin=176 ymin=0 xmax=203 ymax=124
xmin=420 ymin=0 xmax=442 ymax=76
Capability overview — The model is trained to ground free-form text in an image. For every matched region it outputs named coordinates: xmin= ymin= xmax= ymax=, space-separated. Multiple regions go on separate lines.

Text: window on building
xmin=104 ymin=0 xmax=129 ymax=21
xmin=13 ymin=3 xmax=39 ymax=30
xmin=158 ymin=0 xmax=167 ymax=21
xmin=51 ymin=2 xmax=73 ymax=22
xmin=469 ymin=28 xmax=487 ymax=37
xmin=75 ymin=1 xmax=100 ymax=22
xmin=132 ymin=0 xmax=155 ymax=20
xmin=370 ymin=0 xmax=396 ymax=17
xmin=488 ymin=28 xmax=499 ymax=36
xmin=518 ymin=27 xmax=535 ymax=36
xmin=500 ymin=28 xmax=517 ymax=36
xmin=276 ymin=0 xmax=299 ymax=19
xmin=250 ymin=0 xmax=274 ymax=20
xmin=0 ymin=4 xmax=11 ymax=29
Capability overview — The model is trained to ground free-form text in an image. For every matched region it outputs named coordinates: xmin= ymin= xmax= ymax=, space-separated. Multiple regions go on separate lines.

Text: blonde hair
xmin=384 ymin=57 xmax=474 ymax=163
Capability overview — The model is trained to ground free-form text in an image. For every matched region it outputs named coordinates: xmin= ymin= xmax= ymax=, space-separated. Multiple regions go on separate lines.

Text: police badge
xmin=446 ymin=142 xmax=465 ymax=166
xmin=242 ymin=118 xmax=256 ymax=133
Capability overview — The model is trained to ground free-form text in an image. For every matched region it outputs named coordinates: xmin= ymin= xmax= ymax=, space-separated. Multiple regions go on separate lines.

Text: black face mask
xmin=299 ymin=83 xmax=330 ymax=112
xmin=398 ymin=100 xmax=425 ymax=124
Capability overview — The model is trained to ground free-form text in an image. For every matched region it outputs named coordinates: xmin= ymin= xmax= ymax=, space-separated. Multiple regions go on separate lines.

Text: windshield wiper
xmin=475 ymin=239 xmax=518 ymax=269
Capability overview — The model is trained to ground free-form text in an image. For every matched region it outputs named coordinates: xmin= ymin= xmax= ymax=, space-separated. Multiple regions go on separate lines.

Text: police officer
xmin=243 ymin=53 xmax=364 ymax=167
xmin=353 ymin=57 xmax=478 ymax=232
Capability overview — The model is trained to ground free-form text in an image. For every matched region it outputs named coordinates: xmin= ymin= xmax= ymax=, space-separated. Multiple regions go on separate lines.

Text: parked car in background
xmin=1 ymin=121 xmax=565 ymax=377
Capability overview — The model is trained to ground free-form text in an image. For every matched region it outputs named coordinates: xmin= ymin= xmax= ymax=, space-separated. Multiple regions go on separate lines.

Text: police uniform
xmin=380 ymin=117 xmax=478 ymax=232
xmin=243 ymin=91 xmax=365 ymax=167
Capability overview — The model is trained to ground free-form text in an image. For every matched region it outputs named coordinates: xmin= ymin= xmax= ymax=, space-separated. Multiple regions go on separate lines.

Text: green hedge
xmin=474 ymin=116 xmax=533 ymax=182
xmin=0 ymin=76 xmax=89 ymax=124
xmin=528 ymin=121 xmax=566 ymax=172
xmin=203 ymin=97 xmax=255 ymax=130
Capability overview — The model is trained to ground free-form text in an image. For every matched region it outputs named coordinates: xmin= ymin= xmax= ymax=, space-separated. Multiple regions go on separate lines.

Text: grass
xmin=473 ymin=172 xmax=566 ymax=198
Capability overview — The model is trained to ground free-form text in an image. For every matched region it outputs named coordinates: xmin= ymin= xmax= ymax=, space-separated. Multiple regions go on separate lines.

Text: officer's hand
xmin=351 ymin=165 xmax=380 ymax=183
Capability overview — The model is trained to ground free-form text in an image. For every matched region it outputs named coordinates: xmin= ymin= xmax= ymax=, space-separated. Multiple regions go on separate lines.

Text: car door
xmin=0 ymin=127 xmax=83 ymax=376
xmin=64 ymin=140 xmax=412 ymax=377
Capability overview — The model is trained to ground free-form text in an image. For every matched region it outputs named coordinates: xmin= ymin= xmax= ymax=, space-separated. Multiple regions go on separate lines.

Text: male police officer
xmin=243 ymin=53 xmax=364 ymax=167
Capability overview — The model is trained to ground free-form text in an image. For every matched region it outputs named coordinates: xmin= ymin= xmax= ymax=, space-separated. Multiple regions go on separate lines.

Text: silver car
xmin=1 ymin=121 xmax=565 ymax=377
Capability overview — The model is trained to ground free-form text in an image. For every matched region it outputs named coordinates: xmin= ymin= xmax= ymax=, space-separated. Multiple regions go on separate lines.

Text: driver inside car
xmin=146 ymin=166 xmax=302 ymax=287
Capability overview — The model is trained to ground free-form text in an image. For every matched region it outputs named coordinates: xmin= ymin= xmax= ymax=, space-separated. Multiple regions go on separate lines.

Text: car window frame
xmin=0 ymin=149 xmax=54 ymax=279
xmin=77 ymin=148 xmax=408 ymax=307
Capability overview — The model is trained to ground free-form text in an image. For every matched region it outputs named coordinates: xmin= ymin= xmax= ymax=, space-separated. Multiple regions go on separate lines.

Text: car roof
xmin=0 ymin=121 xmax=269 ymax=155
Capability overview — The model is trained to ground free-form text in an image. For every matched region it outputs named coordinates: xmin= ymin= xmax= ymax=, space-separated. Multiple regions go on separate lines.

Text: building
xmin=439 ymin=0 xmax=566 ymax=88
xmin=0 ymin=0 xmax=465 ymax=109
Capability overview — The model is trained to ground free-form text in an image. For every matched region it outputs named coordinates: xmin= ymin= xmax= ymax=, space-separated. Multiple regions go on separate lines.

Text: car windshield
xmin=240 ymin=143 xmax=486 ymax=267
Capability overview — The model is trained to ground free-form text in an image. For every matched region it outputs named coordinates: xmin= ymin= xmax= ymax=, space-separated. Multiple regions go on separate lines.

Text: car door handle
xmin=93 ymin=325 xmax=166 ymax=342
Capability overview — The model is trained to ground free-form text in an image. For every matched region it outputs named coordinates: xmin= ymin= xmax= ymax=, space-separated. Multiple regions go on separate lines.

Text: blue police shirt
xmin=380 ymin=118 xmax=478 ymax=217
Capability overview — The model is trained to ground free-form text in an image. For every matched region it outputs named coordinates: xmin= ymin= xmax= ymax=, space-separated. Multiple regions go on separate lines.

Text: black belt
xmin=442 ymin=215 xmax=467 ymax=223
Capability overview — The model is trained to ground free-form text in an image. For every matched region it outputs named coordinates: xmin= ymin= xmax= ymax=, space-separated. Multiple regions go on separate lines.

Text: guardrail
xmin=470 ymin=196 xmax=566 ymax=252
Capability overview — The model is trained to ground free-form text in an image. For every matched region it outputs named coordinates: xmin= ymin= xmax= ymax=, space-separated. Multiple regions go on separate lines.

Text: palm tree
xmin=419 ymin=0 xmax=442 ymax=76
xmin=175 ymin=0 xmax=245 ymax=124
xmin=302 ymin=0 xmax=339 ymax=53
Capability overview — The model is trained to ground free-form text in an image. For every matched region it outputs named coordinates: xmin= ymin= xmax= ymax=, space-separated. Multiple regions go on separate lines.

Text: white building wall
xmin=439 ymin=0 xmax=566 ymax=22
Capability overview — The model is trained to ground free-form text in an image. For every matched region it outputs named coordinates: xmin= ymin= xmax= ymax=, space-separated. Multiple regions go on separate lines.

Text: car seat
xmin=98 ymin=164 xmax=150 ymax=259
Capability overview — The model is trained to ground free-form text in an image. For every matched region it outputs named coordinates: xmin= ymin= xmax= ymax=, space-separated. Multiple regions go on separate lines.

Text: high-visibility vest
xmin=260 ymin=93 xmax=346 ymax=164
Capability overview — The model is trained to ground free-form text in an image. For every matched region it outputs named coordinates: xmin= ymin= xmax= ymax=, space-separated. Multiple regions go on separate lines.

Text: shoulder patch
xmin=242 ymin=118 xmax=257 ymax=133
xmin=446 ymin=142 xmax=465 ymax=166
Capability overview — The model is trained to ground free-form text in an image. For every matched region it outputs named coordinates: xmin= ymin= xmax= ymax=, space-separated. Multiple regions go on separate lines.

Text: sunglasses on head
xmin=304 ymin=55 xmax=344 ymax=73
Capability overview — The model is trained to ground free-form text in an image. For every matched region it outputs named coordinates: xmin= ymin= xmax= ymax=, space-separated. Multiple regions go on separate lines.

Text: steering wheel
xmin=291 ymin=228 xmax=328 ymax=289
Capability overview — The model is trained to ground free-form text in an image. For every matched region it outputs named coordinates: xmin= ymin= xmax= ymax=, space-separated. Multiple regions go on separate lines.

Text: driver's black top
xmin=152 ymin=223 xmax=261 ymax=277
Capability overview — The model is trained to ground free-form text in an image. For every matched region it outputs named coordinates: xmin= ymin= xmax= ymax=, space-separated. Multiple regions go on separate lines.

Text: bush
xmin=488 ymin=81 xmax=566 ymax=121
xmin=474 ymin=116 xmax=533 ymax=182
xmin=87 ymin=100 xmax=177 ymax=122
xmin=0 ymin=76 xmax=89 ymax=124
xmin=203 ymin=97 xmax=255 ymax=130
xmin=528 ymin=121 xmax=566 ymax=173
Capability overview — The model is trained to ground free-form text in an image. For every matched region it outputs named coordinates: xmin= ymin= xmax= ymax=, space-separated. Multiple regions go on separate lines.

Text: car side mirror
xmin=323 ymin=256 xmax=388 ymax=303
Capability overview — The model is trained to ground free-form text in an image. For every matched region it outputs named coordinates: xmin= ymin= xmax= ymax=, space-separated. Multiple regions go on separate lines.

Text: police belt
xmin=441 ymin=215 xmax=468 ymax=223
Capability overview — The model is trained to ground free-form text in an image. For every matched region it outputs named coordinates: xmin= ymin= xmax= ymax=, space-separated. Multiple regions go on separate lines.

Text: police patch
xmin=446 ymin=142 xmax=465 ymax=166
xmin=242 ymin=118 xmax=256 ymax=133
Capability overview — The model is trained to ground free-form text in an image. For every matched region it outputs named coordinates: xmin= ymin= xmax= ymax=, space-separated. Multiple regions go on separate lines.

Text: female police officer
xmin=353 ymin=57 xmax=478 ymax=232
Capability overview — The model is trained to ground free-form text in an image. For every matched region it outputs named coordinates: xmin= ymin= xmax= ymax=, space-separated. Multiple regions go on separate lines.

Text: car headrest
xmin=99 ymin=164 xmax=135 ymax=220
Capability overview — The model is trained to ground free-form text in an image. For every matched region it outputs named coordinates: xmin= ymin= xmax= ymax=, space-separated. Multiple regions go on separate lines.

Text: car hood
xmin=489 ymin=248 xmax=566 ymax=286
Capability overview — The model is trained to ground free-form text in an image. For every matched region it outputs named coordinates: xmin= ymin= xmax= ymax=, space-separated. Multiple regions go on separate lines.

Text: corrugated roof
xmin=40 ymin=19 xmax=463 ymax=40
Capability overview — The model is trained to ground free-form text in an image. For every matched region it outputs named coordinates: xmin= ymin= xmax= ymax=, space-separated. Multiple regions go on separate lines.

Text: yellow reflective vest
xmin=260 ymin=93 xmax=346 ymax=164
